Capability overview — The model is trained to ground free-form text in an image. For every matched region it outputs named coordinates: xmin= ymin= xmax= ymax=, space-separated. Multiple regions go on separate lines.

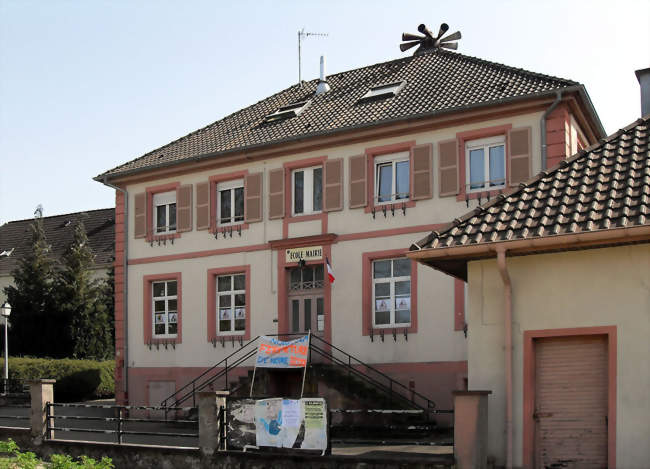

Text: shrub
xmin=1 ymin=357 xmax=114 ymax=401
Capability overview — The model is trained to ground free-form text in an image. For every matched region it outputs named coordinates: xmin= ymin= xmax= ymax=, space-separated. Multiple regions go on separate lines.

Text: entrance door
xmin=534 ymin=335 xmax=608 ymax=468
xmin=287 ymin=264 xmax=325 ymax=337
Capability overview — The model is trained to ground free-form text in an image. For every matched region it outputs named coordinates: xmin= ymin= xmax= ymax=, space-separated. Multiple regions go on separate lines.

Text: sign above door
xmin=285 ymin=245 xmax=323 ymax=263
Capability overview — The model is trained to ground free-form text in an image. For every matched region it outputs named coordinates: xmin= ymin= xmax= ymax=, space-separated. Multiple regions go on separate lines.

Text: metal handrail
xmin=161 ymin=335 xmax=262 ymax=407
xmin=159 ymin=332 xmax=438 ymax=415
xmin=310 ymin=335 xmax=436 ymax=410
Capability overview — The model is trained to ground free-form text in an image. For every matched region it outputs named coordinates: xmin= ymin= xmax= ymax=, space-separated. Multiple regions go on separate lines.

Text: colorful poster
xmin=255 ymin=335 xmax=309 ymax=368
xmin=301 ymin=398 xmax=327 ymax=450
xmin=395 ymin=297 xmax=410 ymax=310
xmin=375 ymin=299 xmax=390 ymax=312
xmin=219 ymin=308 xmax=232 ymax=320
xmin=234 ymin=307 xmax=245 ymax=319
xmin=254 ymin=398 xmax=283 ymax=448
xmin=168 ymin=313 xmax=177 ymax=324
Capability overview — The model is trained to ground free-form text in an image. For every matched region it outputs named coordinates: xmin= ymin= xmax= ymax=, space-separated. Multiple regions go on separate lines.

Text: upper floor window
xmin=292 ymin=166 xmax=322 ymax=215
xmin=373 ymin=258 xmax=411 ymax=328
xmin=466 ymin=136 xmax=505 ymax=192
xmin=217 ymin=274 xmax=246 ymax=335
xmin=375 ymin=152 xmax=410 ymax=204
xmin=153 ymin=191 xmax=176 ymax=234
xmin=217 ymin=179 xmax=244 ymax=226
xmin=152 ymin=280 xmax=178 ymax=337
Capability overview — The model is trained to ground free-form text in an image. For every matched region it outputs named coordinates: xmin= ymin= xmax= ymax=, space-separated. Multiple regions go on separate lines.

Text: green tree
xmin=4 ymin=210 xmax=60 ymax=357
xmin=56 ymin=221 xmax=113 ymax=359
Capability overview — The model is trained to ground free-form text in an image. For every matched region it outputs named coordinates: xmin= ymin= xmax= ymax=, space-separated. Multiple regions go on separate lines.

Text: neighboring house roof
xmin=0 ymin=208 xmax=115 ymax=277
xmin=97 ymin=49 xmax=604 ymax=181
xmin=409 ymin=116 xmax=650 ymax=279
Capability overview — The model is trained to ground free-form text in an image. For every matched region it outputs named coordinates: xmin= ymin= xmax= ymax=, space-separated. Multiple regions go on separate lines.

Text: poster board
xmin=227 ymin=397 xmax=328 ymax=452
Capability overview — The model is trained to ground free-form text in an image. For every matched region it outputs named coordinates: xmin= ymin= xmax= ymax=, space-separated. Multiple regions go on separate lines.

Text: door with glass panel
xmin=287 ymin=264 xmax=325 ymax=338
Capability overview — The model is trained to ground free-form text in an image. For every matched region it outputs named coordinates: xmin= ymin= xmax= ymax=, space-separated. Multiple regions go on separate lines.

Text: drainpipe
xmin=540 ymin=90 xmax=563 ymax=171
xmin=496 ymin=248 xmax=513 ymax=469
xmin=102 ymin=177 xmax=129 ymax=399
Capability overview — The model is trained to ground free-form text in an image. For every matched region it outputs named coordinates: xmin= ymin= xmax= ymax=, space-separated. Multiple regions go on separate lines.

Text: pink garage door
xmin=534 ymin=335 xmax=608 ymax=469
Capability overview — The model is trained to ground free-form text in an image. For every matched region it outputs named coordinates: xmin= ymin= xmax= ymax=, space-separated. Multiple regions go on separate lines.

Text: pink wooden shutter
xmin=508 ymin=127 xmax=532 ymax=186
xmin=195 ymin=182 xmax=210 ymax=231
xmin=134 ymin=192 xmax=146 ymax=238
xmin=268 ymin=168 xmax=285 ymax=219
xmin=324 ymin=158 xmax=343 ymax=212
xmin=245 ymin=172 xmax=263 ymax=223
xmin=411 ymin=143 xmax=433 ymax=200
xmin=348 ymin=154 xmax=367 ymax=208
xmin=176 ymin=185 xmax=193 ymax=232
xmin=438 ymin=139 xmax=459 ymax=197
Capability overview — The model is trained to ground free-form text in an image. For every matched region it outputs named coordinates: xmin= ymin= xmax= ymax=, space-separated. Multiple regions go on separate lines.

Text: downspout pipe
xmin=102 ymin=177 xmax=129 ymax=400
xmin=496 ymin=248 xmax=513 ymax=469
xmin=540 ymin=90 xmax=563 ymax=171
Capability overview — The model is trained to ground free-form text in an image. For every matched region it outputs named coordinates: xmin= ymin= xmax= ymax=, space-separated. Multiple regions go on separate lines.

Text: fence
xmin=46 ymin=403 xmax=199 ymax=447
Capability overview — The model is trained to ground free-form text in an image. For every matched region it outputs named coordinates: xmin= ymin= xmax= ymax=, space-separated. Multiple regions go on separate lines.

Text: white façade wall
xmin=466 ymin=244 xmax=650 ymax=469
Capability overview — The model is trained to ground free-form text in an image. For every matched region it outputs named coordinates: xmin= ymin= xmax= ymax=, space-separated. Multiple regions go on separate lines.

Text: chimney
xmin=316 ymin=55 xmax=331 ymax=95
xmin=635 ymin=67 xmax=650 ymax=117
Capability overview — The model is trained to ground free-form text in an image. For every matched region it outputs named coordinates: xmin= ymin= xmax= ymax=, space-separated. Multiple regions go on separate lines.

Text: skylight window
xmin=358 ymin=81 xmax=406 ymax=102
xmin=265 ymin=100 xmax=311 ymax=122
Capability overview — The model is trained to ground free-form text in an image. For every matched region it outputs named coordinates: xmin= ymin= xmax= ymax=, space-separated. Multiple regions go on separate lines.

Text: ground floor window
xmin=217 ymin=273 xmax=246 ymax=335
xmin=372 ymin=258 xmax=411 ymax=327
xmin=152 ymin=280 xmax=178 ymax=337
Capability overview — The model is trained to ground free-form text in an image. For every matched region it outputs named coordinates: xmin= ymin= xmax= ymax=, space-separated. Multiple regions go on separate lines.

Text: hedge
xmin=1 ymin=358 xmax=114 ymax=402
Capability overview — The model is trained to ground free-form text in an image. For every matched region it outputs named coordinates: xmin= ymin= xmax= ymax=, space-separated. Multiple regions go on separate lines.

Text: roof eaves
xmin=97 ymin=86 xmax=583 ymax=183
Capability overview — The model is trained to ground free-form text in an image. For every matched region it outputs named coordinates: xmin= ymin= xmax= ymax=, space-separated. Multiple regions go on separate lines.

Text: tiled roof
xmin=0 ymin=208 xmax=115 ymax=277
xmin=412 ymin=116 xmax=650 ymax=253
xmin=98 ymin=49 xmax=591 ymax=180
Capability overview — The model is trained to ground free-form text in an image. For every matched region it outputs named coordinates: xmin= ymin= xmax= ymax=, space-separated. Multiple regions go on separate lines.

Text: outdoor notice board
xmin=255 ymin=335 xmax=309 ymax=368
xmin=253 ymin=397 xmax=328 ymax=451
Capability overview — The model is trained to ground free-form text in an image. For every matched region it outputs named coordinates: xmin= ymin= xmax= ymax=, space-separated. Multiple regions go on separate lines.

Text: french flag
xmin=326 ymin=257 xmax=335 ymax=284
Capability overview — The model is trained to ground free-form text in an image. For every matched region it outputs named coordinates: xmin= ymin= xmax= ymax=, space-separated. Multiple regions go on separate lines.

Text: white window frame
xmin=372 ymin=258 xmax=412 ymax=328
xmin=359 ymin=81 xmax=406 ymax=101
xmin=465 ymin=135 xmax=506 ymax=193
xmin=216 ymin=274 xmax=246 ymax=336
xmin=291 ymin=165 xmax=323 ymax=216
xmin=152 ymin=280 xmax=178 ymax=338
xmin=374 ymin=151 xmax=410 ymax=205
xmin=216 ymin=179 xmax=245 ymax=226
xmin=153 ymin=191 xmax=177 ymax=234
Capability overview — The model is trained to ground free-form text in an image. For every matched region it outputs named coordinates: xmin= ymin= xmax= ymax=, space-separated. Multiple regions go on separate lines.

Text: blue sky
xmin=1 ymin=0 xmax=649 ymax=224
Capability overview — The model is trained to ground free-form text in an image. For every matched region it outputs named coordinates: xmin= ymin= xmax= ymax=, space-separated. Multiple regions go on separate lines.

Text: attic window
xmin=265 ymin=100 xmax=311 ymax=122
xmin=358 ymin=81 xmax=406 ymax=103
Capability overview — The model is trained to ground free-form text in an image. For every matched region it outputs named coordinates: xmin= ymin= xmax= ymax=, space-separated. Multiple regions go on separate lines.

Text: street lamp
xmin=0 ymin=302 xmax=11 ymax=394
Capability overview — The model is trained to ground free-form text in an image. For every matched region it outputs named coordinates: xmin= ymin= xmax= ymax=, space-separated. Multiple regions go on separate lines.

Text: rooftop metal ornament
xmin=400 ymin=23 xmax=461 ymax=55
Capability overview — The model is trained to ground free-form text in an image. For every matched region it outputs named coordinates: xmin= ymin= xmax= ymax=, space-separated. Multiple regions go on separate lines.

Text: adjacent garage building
xmin=409 ymin=115 xmax=650 ymax=468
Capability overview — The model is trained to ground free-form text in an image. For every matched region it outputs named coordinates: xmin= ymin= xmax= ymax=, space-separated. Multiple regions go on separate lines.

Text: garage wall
xmin=466 ymin=243 xmax=650 ymax=468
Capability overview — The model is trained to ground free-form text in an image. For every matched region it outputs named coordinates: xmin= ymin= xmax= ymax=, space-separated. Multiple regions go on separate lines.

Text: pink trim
xmin=455 ymin=124 xmax=512 ymax=202
xmin=129 ymin=225 xmax=445 ymax=265
xmin=145 ymin=181 xmax=181 ymax=242
xmin=361 ymin=248 xmax=418 ymax=335
xmin=129 ymin=243 xmax=270 ymax=265
xmin=364 ymin=140 xmax=417 ymax=214
xmin=143 ymin=272 xmax=183 ymax=344
xmin=208 ymin=170 xmax=249 ymax=233
xmin=454 ymin=278 xmax=465 ymax=331
xmin=282 ymin=156 xmax=329 ymax=238
xmin=114 ymin=191 xmax=127 ymax=404
xmin=523 ymin=326 xmax=617 ymax=469
xmin=207 ymin=265 xmax=251 ymax=342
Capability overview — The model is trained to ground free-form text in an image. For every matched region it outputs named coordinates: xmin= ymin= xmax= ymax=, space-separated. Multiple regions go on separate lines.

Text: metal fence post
xmin=117 ymin=407 xmax=123 ymax=444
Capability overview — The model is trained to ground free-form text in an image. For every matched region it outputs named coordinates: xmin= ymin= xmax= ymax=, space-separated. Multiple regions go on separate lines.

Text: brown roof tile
xmin=0 ymin=208 xmax=115 ymax=277
xmin=97 ymin=49 xmax=593 ymax=180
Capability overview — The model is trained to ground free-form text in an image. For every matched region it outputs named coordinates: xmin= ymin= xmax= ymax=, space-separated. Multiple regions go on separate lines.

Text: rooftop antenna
xmin=298 ymin=28 xmax=328 ymax=87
